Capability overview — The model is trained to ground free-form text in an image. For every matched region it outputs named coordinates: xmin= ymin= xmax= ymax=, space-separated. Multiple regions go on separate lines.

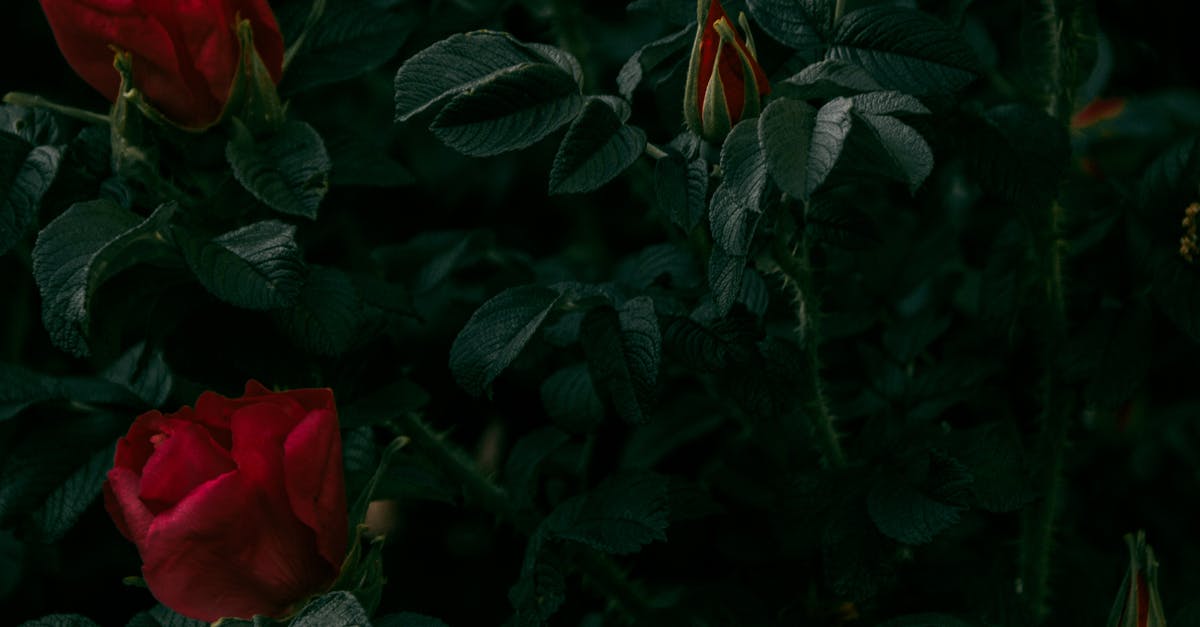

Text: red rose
xmin=684 ymin=0 xmax=771 ymax=143
xmin=37 ymin=0 xmax=284 ymax=129
xmin=103 ymin=381 xmax=348 ymax=622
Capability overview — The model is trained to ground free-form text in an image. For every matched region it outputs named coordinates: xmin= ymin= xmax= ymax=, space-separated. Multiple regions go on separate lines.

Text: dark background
xmin=3 ymin=0 xmax=1200 ymax=625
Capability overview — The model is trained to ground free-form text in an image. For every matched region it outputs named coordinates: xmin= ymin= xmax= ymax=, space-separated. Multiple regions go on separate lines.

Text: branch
xmin=770 ymin=228 xmax=847 ymax=469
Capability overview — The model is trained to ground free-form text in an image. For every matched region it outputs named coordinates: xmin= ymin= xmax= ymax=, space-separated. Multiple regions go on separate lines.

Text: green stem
xmin=770 ymin=233 xmax=847 ymax=469
xmin=396 ymin=413 xmax=664 ymax=623
xmin=1018 ymin=0 xmax=1083 ymax=620
xmin=2 ymin=92 xmax=110 ymax=126
xmin=834 ymin=0 xmax=848 ymax=23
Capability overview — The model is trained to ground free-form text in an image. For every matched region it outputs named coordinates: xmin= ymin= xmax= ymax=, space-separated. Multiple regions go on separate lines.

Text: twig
xmin=3 ymin=92 xmax=110 ymax=126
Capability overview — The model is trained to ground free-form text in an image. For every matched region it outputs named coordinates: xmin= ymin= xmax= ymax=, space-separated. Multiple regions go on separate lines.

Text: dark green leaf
xmin=1152 ymin=255 xmax=1200 ymax=343
xmin=282 ymin=0 xmax=419 ymax=93
xmin=504 ymin=426 xmax=572 ymax=507
xmin=708 ymin=247 xmax=746 ymax=317
xmin=965 ymin=105 xmax=1069 ymax=207
xmin=805 ymin=197 xmax=880 ymax=250
xmin=0 ymin=104 xmax=65 ymax=145
xmin=662 ymin=316 xmax=732 ymax=372
xmin=1 ymin=135 xmax=61 ymax=256
xmin=711 ymin=120 xmax=770 ymax=256
xmin=394 ymin=31 xmax=552 ymax=122
xmin=521 ymin=43 xmax=584 ymax=86
xmin=758 ymin=98 xmax=816 ymax=201
xmin=508 ymin=541 xmax=567 ymax=625
xmin=176 ymin=220 xmax=305 ymax=311
xmin=19 ymin=615 xmax=101 ymax=627
xmin=274 ymin=267 xmax=362 ymax=356
xmin=0 ymin=411 xmax=123 ymax=529
xmin=867 ymin=475 xmax=964 ymax=545
xmin=540 ymin=365 xmax=604 ymax=433
xmin=777 ymin=59 xmax=883 ymax=100
xmin=549 ymin=98 xmax=646 ymax=195
xmin=616 ymin=243 xmax=702 ymax=291
xmin=431 ymin=63 xmax=582 ymax=157
xmin=746 ymin=0 xmax=833 ymax=55
xmin=654 ymin=153 xmax=708 ymax=232
xmin=1141 ymin=136 xmax=1200 ymax=207
xmin=0 ymin=529 xmax=21 ymax=600
xmin=828 ymin=5 xmax=979 ymax=94
xmin=1 ymin=363 xmax=142 ymax=422
xmin=325 ymin=132 xmax=414 ymax=188
xmin=124 ymin=605 xmax=205 ymax=627
xmin=543 ymin=470 xmax=669 ymax=554
xmin=621 ymin=400 xmax=725 ymax=469
xmin=1082 ymin=302 xmax=1152 ymax=407
xmin=102 ymin=341 xmax=172 ymax=408
xmin=31 ymin=443 xmax=113 ymax=542
xmin=876 ymin=614 xmax=977 ymax=627
xmin=617 ymin=26 xmax=694 ymax=101
xmin=0 ymin=362 xmax=57 ymax=422
xmin=758 ymin=96 xmax=852 ymax=201
xmin=850 ymin=91 xmax=929 ymax=116
xmin=857 ymin=113 xmax=934 ymax=192
xmin=374 ymin=613 xmax=449 ymax=627
xmin=449 ymin=285 xmax=569 ymax=395
xmin=227 ymin=120 xmax=331 ymax=220
xmin=957 ymin=422 xmax=1031 ymax=513
xmin=290 ymin=591 xmax=370 ymax=627
xmin=340 ymin=380 xmax=430 ymax=429
xmin=580 ymin=297 xmax=661 ymax=424
xmin=32 ymin=201 xmax=176 ymax=357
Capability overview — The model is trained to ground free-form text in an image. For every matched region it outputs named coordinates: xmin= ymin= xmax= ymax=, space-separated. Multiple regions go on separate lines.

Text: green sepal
xmin=107 ymin=18 xmax=283 ymax=136
xmin=699 ymin=36 xmax=733 ymax=143
xmin=682 ymin=0 xmax=711 ymax=137
xmin=109 ymin=51 xmax=162 ymax=180
xmin=224 ymin=18 xmax=287 ymax=136
xmin=735 ymin=12 xmax=763 ymax=121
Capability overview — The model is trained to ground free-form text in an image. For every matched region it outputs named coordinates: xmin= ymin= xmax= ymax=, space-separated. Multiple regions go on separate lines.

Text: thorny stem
xmin=396 ymin=412 xmax=667 ymax=624
xmin=770 ymin=228 xmax=847 ymax=469
xmin=1018 ymin=0 xmax=1083 ymax=621
xmin=2 ymin=92 xmax=110 ymax=126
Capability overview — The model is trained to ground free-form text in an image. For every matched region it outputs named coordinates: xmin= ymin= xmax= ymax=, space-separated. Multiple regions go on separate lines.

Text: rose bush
xmin=103 ymin=381 xmax=348 ymax=622
xmin=683 ymin=0 xmax=770 ymax=143
xmin=37 ymin=0 xmax=284 ymax=128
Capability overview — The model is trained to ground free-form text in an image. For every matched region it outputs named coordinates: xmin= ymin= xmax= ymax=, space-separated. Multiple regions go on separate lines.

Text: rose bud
xmin=1106 ymin=531 xmax=1167 ymax=627
xmin=683 ymin=0 xmax=771 ymax=144
xmin=103 ymin=381 xmax=348 ymax=622
xmin=37 ymin=0 xmax=285 ymax=130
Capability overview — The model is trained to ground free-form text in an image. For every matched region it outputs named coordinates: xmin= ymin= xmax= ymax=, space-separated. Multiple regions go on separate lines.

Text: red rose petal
xmin=138 ymin=420 xmax=236 ymax=512
xmin=141 ymin=471 xmax=319 ymax=621
xmin=284 ymin=409 xmax=348 ymax=571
